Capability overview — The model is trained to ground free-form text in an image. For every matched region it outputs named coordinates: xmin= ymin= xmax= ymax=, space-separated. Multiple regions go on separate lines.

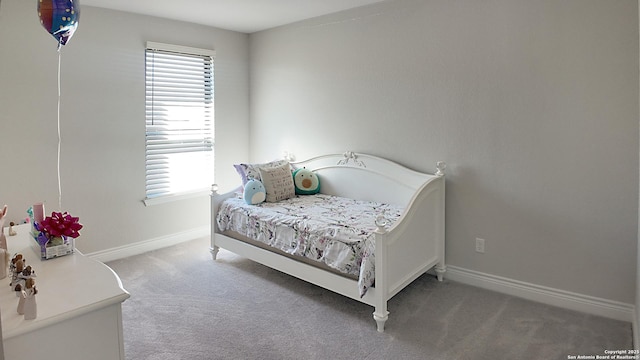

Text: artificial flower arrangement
xmin=33 ymin=211 xmax=83 ymax=260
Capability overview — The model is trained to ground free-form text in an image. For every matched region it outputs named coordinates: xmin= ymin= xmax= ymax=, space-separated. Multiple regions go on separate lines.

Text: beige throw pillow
xmin=259 ymin=163 xmax=295 ymax=202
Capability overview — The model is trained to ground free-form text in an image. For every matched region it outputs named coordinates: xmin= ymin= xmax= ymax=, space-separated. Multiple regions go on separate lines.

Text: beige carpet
xmin=107 ymin=237 xmax=632 ymax=360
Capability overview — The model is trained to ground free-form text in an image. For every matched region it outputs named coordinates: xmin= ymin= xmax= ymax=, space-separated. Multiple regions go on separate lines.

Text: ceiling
xmin=80 ymin=0 xmax=386 ymax=34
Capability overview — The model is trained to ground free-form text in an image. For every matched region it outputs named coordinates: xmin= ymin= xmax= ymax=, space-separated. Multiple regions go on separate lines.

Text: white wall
xmin=636 ymin=0 xmax=640 ymax=347
xmin=250 ymin=0 xmax=639 ymax=304
xmin=1 ymin=0 xmax=636 ymax=309
xmin=0 ymin=0 xmax=250 ymax=254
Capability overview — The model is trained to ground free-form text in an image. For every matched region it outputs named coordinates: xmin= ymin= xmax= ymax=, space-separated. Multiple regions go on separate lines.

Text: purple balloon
xmin=38 ymin=0 xmax=80 ymax=48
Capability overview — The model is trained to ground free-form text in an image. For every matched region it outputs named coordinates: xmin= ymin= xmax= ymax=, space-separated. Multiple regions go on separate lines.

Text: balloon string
xmin=57 ymin=48 xmax=62 ymax=211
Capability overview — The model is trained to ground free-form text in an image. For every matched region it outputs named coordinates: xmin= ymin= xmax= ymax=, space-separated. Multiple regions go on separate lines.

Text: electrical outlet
xmin=475 ymin=238 xmax=485 ymax=253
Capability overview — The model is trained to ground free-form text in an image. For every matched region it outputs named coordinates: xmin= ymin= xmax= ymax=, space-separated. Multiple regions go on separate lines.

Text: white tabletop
xmin=0 ymin=224 xmax=130 ymax=339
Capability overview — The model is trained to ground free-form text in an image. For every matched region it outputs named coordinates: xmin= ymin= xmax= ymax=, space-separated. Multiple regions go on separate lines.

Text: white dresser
xmin=1 ymin=224 xmax=130 ymax=360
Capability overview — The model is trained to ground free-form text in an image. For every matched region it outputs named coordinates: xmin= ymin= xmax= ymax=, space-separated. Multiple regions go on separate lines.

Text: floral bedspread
xmin=216 ymin=194 xmax=403 ymax=297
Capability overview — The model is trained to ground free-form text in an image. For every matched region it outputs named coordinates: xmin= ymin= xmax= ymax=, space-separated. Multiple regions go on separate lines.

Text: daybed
xmin=210 ymin=151 xmax=446 ymax=332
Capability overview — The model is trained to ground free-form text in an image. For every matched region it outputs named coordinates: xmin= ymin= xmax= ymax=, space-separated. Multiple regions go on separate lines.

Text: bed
xmin=210 ymin=151 xmax=446 ymax=332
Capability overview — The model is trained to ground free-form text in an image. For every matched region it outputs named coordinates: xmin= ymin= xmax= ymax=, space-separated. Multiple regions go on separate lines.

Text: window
xmin=144 ymin=42 xmax=215 ymax=202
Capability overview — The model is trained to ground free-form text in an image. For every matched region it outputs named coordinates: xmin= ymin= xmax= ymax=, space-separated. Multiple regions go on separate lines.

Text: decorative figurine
xmin=17 ymin=284 xmax=26 ymax=315
xmin=0 ymin=205 xmax=8 ymax=251
xmin=16 ymin=265 xmax=36 ymax=291
xmin=22 ymin=278 xmax=37 ymax=320
xmin=0 ymin=249 xmax=9 ymax=280
xmin=10 ymin=253 xmax=24 ymax=293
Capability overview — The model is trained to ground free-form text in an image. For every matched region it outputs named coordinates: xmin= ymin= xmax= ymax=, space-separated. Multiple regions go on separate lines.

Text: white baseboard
xmin=86 ymin=226 xmax=210 ymax=263
xmin=445 ymin=265 xmax=634 ymax=323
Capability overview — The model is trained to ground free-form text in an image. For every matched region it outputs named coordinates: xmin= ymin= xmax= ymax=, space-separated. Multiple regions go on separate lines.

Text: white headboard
xmin=290 ymin=151 xmax=444 ymax=207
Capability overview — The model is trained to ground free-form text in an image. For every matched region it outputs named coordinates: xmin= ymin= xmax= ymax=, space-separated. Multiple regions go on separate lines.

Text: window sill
xmin=143 ymin=189 xmax=210 ymax=207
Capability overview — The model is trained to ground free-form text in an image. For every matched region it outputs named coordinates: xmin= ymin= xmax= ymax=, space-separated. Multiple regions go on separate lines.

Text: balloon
xmin=37 ymin=0 xmax=80 ymax=48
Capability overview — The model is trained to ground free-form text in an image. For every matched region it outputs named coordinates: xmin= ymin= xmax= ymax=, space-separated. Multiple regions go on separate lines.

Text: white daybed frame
xmin=210 ymin=151 xmax=446 ymax=332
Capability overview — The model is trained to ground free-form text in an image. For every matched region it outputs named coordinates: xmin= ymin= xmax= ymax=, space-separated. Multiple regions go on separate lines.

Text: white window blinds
xmin=145 ymin=42 xmax=215 ymax=199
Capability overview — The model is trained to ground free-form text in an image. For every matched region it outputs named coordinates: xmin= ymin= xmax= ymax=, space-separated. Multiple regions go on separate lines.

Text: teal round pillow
xmin=243 ymin=178 xmax=266 ymax=205
xmin=293 ymin=167 xmax=320 ymax=195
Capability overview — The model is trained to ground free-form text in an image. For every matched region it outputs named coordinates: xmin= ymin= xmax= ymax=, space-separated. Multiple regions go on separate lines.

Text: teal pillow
xmin=243 ymin=178 xmax=266 ymax=205
xmin=293 ymin=168 xmax=320 ymax=195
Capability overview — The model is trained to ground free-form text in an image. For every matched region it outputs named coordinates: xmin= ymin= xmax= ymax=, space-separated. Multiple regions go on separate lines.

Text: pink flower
xmin=40 ymin=212 xmax=83 ymax=238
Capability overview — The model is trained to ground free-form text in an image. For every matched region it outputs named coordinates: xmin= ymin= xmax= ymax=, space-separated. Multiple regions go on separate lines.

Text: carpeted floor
xmin=106 ymin=237 xmax=633 ymax=360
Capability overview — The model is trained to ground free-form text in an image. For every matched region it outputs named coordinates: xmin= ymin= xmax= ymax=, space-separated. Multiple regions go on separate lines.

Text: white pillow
xmin=259 ymin=163 xmax=295 ymax=202
xmin=234 ymin=159 xmax=289 ymax=186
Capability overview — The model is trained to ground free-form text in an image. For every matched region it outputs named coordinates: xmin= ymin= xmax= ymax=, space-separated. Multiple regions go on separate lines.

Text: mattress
xmin=216 ymin=193 xmax=403 ymax=297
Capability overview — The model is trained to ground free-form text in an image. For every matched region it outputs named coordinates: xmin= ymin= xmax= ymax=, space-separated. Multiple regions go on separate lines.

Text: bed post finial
xmin=283 ymin=151 xmax=295 ymax=162
xmin=436 ymin=161 xmax=446 ymax=176
xmin=211 ymin=184 xmax=219 ymax=195
xmin=374 ymin=214 xmax=388 ymax=234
